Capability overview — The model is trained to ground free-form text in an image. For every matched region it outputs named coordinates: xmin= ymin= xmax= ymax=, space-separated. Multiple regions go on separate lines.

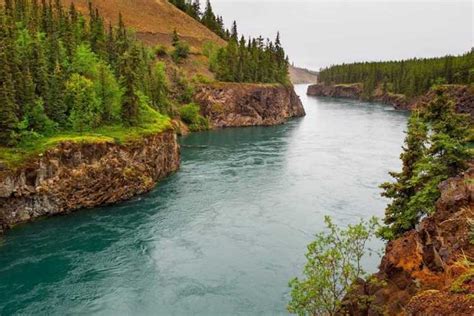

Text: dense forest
xmin=0 ymin=0 xmax=172 ymax=146
xmin=318 ymin=51 xmax=474 ymax=97
xmin=0 ymin=0 xmax=290 ymax=148
xmin=206 ymin=28 xmax=289 ymax=84
xmin=170 ymin=0 xmax=289 ymax=84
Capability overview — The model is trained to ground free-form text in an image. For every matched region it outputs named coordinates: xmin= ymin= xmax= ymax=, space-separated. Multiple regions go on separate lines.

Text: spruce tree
xmin=120 ymin=46 xmax=141 ymax=125
xmin=379 ymin=113 xmax=427 ymax=239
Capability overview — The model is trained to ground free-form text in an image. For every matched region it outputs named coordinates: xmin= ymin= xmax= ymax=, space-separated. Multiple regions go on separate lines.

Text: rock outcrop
xmin=307 ymin=83 xmax=474 ymax=112
xmin=341 ymin=165 xmax=474 ymax=315
xmin=194 ymin=83 xmax=306 ymax=128
xmin=307 ymin=83 xmax=363 ymax=100
xmin=0 ymin=131 xmax=180 ymax=234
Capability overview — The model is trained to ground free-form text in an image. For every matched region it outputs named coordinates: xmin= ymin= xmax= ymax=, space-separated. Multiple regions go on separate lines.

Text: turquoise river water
xmin=0 ymin=85 xmax=408 ymax=315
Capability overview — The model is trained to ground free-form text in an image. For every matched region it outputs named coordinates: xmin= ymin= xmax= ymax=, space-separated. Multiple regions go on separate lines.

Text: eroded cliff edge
xmin=195 ymin=83 xmax=306 ymax=128
xmin=0 ymin=84 xmax=305 ymax=235
xmin=0 ymin=131 xmax=180 ymax=234
xmin=342 ymin=165 xmax=474 ymax=315
xmin=307 ymin=83 xmax=474 ymax=113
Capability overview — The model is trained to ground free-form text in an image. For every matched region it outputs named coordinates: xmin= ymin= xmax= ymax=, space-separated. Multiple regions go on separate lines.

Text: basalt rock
xmin=0 ymin=131 xmax=180 ymax=234
xmin=194 ymin=83 xmax=305 ymax=128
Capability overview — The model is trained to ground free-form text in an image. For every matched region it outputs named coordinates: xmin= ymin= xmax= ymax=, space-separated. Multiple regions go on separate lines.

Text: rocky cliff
xmin=342 ymin=165 xmax=474 ymax=315
xmin=307 ymin=83 xmax=473 ymax=112
xmin=307 ymin=83 xmax=363 ymax=100
xmin=194 ymin=83 xmax=306 ymax=128
xmin=0 ymin=132 xmax=180 ymax=234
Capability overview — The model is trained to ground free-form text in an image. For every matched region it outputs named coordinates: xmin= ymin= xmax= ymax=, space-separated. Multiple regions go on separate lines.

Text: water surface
xmin=0 ymin=85 xmax=408 ymax=315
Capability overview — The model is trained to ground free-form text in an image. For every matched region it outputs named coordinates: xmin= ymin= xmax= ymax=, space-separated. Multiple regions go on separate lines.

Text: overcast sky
xmin=210 ymin=0 xmax=473 ymax=70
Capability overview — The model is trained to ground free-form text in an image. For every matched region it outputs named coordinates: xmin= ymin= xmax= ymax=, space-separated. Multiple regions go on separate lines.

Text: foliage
xmin=171 ymin=40 xmax=190 ymax=63
xmin=179 ymin=103 xmax=209 ymax=131
xmin=149 ymin=62 xmax=170 ymax=114
xmin=210 ymin=32 xmax=290 ymax=84
xmin=319 ymin=51 xmax=474 ymax=98
xmin=170 ymin=0 xmax=290 ymax=84
xmin=154 ymin=45 xmax=168 ymax=57
xmin=66 ymin=74 xmax=101 ymax=132
xmin=170 ymin=0 xmax=229 ymax=40
xmin=171 ymin=69 xmax=195 ymax=104
xmin=288 ymin=216 xmax=378 ymax=316
xmin=0 ymin=0 xmax=165 ymax=146
xmin=379 ymin=89 xmax=472 ymax=240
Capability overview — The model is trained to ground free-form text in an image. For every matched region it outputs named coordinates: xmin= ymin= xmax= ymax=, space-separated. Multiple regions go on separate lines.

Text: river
xmin=0 ymin=85 xmax=408 ymax=315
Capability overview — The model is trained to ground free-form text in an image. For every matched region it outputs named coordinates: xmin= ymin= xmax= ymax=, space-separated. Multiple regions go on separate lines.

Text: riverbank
xmin=342 ymin=164 xmax=474 ymax=315
xmin=0 ymin=83 xmax=305 ymax=235
xmin=307 ymin=83 xmax=474 ymax=113
xmin=0 ymin=131 xmax=180 ymax=234
xmin=0 ymin=85 xmax=408 ymax=314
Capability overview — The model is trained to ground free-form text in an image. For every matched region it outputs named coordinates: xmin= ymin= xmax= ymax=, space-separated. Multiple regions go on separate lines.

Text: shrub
xmin=171 ymin=41 xmax=190 ymax=63
xmin=179 ymin=103 xmax=209 ymax=131
xmin=154 ymin=45 xmax=168 ymax=57
xmin=288 ymin=216 xmax=378 ymax=316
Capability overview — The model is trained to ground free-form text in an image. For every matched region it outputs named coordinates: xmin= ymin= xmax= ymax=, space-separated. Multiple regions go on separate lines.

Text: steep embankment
xmin=307 ymin=83 xmax=410 ymax=109
xmin=307 ymin=83 xmax=474 ymax=112
xmin=194 ymin=83 xmax=305 ymax=128
xmin=307 ymin=83 xmax=474 ymax=116
xmin=0 ymin=132 xmax=180 ymax=234
xmin=342 ymin=166 xmax=474 ymax=315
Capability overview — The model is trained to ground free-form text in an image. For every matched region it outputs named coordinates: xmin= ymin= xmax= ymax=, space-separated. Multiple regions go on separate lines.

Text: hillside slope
xmin=61 ymin=0 xmax=225 ymax=49
xmin=289 ymin=66 xmax=318 ymax=84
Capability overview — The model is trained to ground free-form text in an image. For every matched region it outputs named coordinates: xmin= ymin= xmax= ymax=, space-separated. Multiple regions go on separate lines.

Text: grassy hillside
xmin=61 ymin=0 xmax=225 ymax=49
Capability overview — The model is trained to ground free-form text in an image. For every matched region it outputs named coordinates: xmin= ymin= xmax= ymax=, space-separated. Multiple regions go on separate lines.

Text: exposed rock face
xmin=0 ymin=132 xmax=180 ymax=234
xmin=307 ymin=83 xmax=474 ymax=112
xmin=194 ymin=83 xmax=306 ymax=128
xmin=307 ymin=83 xmax=363 ymax=100
xmin=341 ymin=166 xmax=474 ymax=315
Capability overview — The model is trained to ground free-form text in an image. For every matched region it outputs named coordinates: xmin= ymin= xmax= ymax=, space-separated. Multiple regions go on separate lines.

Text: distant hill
xmin=289 ymin=66 xmax=319 ymax=84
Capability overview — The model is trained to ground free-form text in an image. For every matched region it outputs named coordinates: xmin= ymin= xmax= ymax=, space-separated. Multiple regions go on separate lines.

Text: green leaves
xmin=288 ymin=216 xmax=378 ymax=316
xmin=379 ymin=91 xmax=472 ymax=240
xmin=179 ymin=103 xmax=209 ymax=132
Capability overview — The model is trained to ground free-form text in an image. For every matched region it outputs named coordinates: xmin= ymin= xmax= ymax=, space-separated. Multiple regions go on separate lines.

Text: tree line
xmin=318 ymin=51 xmax=474 ymax=97
xmin=169 ymin=0 xmax=230 ymax=40
xmin=0 ymin=0 xmax=169 ymax=146
xmin=170 ymin=0 xmax=290 ymax=83
xmin=207 ymin=28 xmax=290 ymax=84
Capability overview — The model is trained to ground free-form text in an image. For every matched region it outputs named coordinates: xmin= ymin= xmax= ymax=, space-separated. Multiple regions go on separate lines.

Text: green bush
xmin=288 ymin=216 xmax=378 ymax=316
xmin=171 ymin=42 xmax=190 ymax=63
xmin=154 ymin=45 xmax=168 ymax=57
xmin=179 ymin=103 xmax=209 ymax=131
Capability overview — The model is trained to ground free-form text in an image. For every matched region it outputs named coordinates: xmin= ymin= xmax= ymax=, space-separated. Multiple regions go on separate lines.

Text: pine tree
xmin=172 ymin=28 xmax=179 ymax=47
xmin=120 ymin=46 xmax=141 ymax=125
xmin=379 ymin=90 xmax=471 ymax=239
xmin=0 ymin=50 xmax=19 ymax=145
xmin=47 ymin=61 xmax=67 ymax=124
xmin=379 ymin=113 xmax=427 ymax=239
